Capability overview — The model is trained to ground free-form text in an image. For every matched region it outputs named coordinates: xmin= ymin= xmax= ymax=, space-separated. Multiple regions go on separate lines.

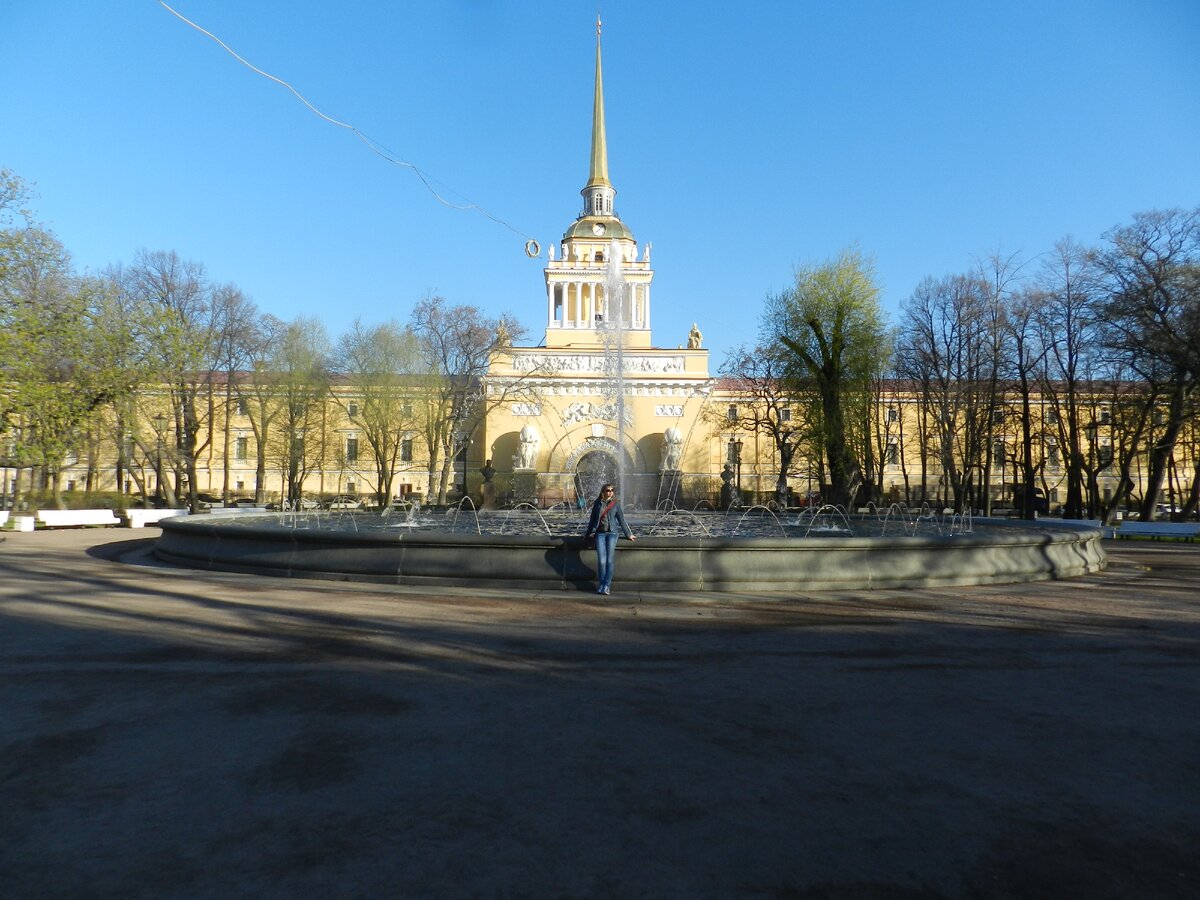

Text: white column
xmin=547 ymin=282 xmax=555 ymax=327
xmin=644 ymin=284 xmax=651 ymax=330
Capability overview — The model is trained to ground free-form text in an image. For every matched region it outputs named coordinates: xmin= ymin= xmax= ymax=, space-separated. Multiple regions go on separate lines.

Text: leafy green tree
xmin=1 ymin=181 xmax=137 ymax=508
xmin=334 ymin=320 xmax=423 ymax=505
xmin=262 ymin=318 xmax=331 ymax=507
xmin=233 ymin=313 xmax=287 ymax=504
xmin=764 ymin=248 xmax=890 ymax=508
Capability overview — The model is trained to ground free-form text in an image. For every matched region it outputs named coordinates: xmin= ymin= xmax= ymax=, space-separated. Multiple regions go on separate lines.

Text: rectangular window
xmin=780 ymin=406 xmax=792 ymax=423
xmin=991 ymin=409 xmax=1005 ymax=425
xmin=348 ymin=402 xmax=358 ymax=418
xmin=346 ymin=437 xmax=359 ymax=463
xmin=887 ymin=407 xmax=899 ymax=423
xmin=235 ymin=437 xmax=248 ymax=460
xmin=236 ymin=397 xmax=248 ymax=416
xmin=886 ymin=443 xmax=898 ymax=466
xmin=401 ymin=439 xmax=413 ymax=463
xmin=1047 ymin=445 xmax=1060 ymax=470
xmin=727 ymin=405 xmax=738 ymax=422
xmin=992 ymin=440 xmax=1006 ymax=468
xmin=402 ymin=402 xmax=413 ymax=418
xmin=1046 ymin=408 xmax=1060 ymax=425
xmin=346 ymin=481 xmax=356 ymax=494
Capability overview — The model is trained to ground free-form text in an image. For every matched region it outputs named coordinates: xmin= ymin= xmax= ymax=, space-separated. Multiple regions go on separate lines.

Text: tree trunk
xmin=1139 ymin=383 xmax=1190 ymax=521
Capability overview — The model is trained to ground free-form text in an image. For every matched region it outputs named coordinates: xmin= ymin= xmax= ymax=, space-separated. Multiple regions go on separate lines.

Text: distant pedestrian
xmin=584 ymin=483 xmax=636 ymax=594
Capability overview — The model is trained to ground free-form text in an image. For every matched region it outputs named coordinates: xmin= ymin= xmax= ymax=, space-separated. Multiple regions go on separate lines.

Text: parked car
xmin=270 ymin=497 xmax=320 ymax=511
xmin=228 ymin=497 xmax=259 ymax=508
xmin=326 ymin=495 xmax=362 ymax=510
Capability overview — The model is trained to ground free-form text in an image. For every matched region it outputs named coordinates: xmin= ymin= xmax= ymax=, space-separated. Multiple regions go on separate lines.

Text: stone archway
xmin=574 ymin=450 xmax=618 ymax=506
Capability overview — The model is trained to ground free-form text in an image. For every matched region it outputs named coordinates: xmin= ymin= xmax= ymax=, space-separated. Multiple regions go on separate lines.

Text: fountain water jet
xmin=600 ymin=238 xmax=631 ymax=501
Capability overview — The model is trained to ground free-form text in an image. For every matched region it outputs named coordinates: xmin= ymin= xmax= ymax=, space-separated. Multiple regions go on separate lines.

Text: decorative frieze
xmin=511 ymin=353 xmax=685 ymax=375
xmin=562 ymin=401 xmax=634 ymax=427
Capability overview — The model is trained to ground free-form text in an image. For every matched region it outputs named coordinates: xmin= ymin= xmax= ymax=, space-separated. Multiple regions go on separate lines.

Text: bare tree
xmin=411 ymin=296 xmax=534 ymax=505
xmin=1036 ymin=238 xmax=1099 ymax=518
xmin=709 ymin=346 xmax=813 ymax=508
xmin=1005 ymin=286 xmax=1051 ymax=518
xmin=898 ymin=274 xmax=994 ymax=510
xmin=973 ymin=250 xmax=1023 ymax=514
xmin=120 ymin=250 xmax=236 ymax=510
xmin=1093 ymin=207 xmax=1200 ymax=520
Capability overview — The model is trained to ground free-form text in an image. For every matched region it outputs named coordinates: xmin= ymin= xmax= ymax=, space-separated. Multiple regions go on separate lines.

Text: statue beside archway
xmin=514 ymin=424 xmax=540 ymax=470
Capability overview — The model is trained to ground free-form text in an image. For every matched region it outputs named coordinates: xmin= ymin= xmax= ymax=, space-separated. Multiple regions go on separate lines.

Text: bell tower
xmin=543 ymin=17 xmax=653 ymax=350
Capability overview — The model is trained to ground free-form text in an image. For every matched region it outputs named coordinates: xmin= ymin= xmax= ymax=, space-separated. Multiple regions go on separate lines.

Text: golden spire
xmin=585 ymin=14 xmax=611 ymax=191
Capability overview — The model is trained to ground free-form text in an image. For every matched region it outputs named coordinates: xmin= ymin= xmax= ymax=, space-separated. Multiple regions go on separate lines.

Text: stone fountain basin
xmin=155 ymin=516 xmax=1105 ymax=593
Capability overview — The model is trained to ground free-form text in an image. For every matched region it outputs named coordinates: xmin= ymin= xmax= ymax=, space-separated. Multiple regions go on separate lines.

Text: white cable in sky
xmin=157 ymin=1 xmax=536 ymax=245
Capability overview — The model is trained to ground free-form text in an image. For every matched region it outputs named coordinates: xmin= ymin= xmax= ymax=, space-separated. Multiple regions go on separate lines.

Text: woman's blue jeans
xmin=595 ymin=532 xmax=619 ymax=590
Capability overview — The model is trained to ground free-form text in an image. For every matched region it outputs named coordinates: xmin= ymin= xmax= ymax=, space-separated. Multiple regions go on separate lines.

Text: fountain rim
xmin=157 ymin=513 xmax=1103 ymax=549
xmin=153 ymin=515 xmax=1106 ymax=592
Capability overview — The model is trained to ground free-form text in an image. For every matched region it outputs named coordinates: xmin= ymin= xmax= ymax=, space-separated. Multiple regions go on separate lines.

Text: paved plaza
xmin=1 ymin=529 xmax=1198 ymax=899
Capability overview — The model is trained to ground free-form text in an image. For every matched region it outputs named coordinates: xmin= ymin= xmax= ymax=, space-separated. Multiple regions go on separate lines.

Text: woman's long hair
xmin=595 ymin=483 xmax=615 ymax=503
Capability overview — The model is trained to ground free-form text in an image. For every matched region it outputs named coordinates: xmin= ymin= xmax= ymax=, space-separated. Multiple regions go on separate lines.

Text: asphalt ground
xmin=1 ymin=530 xmax=1197 ymax=899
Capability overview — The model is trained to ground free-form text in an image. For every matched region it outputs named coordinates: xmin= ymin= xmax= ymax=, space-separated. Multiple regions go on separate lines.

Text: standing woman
xmin=584 ymin=483 xmax=636 ymax=594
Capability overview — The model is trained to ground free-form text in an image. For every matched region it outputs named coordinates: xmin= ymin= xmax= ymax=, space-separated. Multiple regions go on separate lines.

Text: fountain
xmin=600 ymin=238 xmax=631 ymax=501
xmin=155 ymin=502 xmax=1106 ymax=592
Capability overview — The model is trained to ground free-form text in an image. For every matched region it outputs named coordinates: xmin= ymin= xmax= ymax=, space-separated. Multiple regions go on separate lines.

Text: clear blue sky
xmin=3 ymin=1 xmax=1198 ymax=363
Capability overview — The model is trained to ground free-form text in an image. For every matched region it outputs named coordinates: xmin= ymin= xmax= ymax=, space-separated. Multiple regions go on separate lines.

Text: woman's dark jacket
xmin=585 ymin=498 xmax=633 ymax=539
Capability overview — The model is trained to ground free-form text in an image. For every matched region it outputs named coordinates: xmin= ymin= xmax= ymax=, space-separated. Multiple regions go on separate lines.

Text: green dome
xmin=562 ymin=216 xmax=635 ymax=241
